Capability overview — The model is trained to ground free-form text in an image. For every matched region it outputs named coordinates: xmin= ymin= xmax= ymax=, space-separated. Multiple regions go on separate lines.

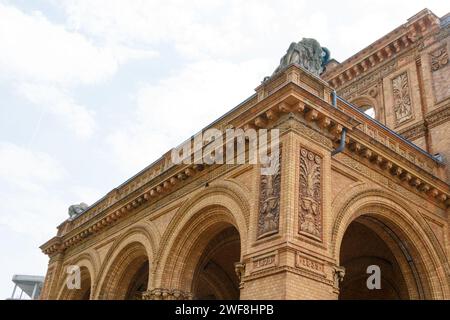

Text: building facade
xmin=40 ymin=9 xmax=450 ymax=300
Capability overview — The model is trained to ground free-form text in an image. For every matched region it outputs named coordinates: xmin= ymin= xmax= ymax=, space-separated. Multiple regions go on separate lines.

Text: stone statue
xmin=273 ymin=38 xmax=330 ymax=76
xmin=68 ymin=202 xmax=89 ymax=219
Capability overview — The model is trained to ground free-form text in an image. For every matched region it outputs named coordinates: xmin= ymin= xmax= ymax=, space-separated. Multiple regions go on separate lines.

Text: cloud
xmin=0 ymin=3 xmax=112 ymax=85
xmin=0 ymin=142 xmax=68 ymax=240
xmin=57 ymin=0 xmax=449 ymax=63
xmin=0 ymin=141 xmax=103 ymax=239
xmin=57 ymin=0 xmax=328 ymax=60
xmin=107 ymin=58 xmax=272 ymax=175
xmin=0 ymin=2 xmax=158 ymax=139
xmin=0 ymin=2 xmax=157 ymax=86
xmin=16 ymin=83 xmax=96 ymax=138
xmin=0 ymin=142 xmax=66 ymax=192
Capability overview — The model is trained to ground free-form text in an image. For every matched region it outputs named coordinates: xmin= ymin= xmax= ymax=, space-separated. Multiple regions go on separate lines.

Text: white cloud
xmin=0 ymin=142 xmax=66 ymax=192
xmin=57 ymin=0 xmax=449 ymax=62
xmin=17 ymin=83 xmax=96 ymax=138
xmin=0 ymin=3 xmax=112 ymax=85
xmin=0 ymin=141 xmax=102 ymax=239
xmin=0 ymin=2 xmax=158 ymax=138
xmin=57 ymin=0 xmax=328 ymax=60
xmin=0 ymin=2 xmax=157 ymax=86
xmin=107 ymin=58 xmax=272 ymax=174
xmin=0 ymin=142 xmax=67 ymax=240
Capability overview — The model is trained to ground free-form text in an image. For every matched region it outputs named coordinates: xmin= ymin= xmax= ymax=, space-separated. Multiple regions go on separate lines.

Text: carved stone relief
xmin=430 ymin=46 xmax=450 ymax=103
xmin=299 ymin=148 xmax=323 ymax=239
xmin=430 ymin=46 xmax=448 ymax=71
xmin=257 ymin=151 xmax=281 ymax=238
xmin=340 ymin=61 xmax=396 ymax=100
xmin=392 ymin=72 xmax=414 ymax=126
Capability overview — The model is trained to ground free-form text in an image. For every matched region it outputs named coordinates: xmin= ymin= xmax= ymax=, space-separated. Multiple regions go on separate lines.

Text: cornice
xmin=322 ymin=9 xmax=441 ymax=89
xmin=426 ymin=103 xmax=450 ymax=129
xmin=41 ymin=64 xmax=449 ymax=257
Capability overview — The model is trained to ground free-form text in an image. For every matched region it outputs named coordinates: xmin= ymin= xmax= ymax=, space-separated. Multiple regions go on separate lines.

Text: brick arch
xmin=331 ymin=185 xmax=450 ymax=299
xmin=152 ymin=182 xmax=250 ymax=295
xmin=350 ymin=95 xmax=382 ymax=121
xmin=355 ymin=217 xmax=422 ymax=299
xmin=57 ymin=252 xmax=97 ymax=300
xmin=93 ymin=224 xmax=157 ymax=299
xmin=191 ymin=227 xmax=241 ymax=299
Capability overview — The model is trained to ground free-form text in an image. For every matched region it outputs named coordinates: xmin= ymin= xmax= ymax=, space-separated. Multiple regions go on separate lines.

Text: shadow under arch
xmin=93 ymin=224 xmax=157 ymax=300
xmin=331 ymin=186 xmax=450 ymax=299
xmin=152 ymin=182 xmax=250 ymax=298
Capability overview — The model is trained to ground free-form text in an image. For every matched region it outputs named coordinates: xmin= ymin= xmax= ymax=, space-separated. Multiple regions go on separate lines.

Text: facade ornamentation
xmin=234 ymin=262 xmax=246 ymax=289
xmin=339 ymin=61 xmax=396 ymax=99
xmin=392 ymin=72 xmax=414 ymax=125
xmin=299 ymin=148 xmax=323 ymax=239
xmin=257 ymin=152 xmax=282 ymax=238
xmin=68 ymin=202 xmax=89 ymax=220
xmin=142 ymin=288 xmax=193 ymax=300
xmin=430 ymin=46 xmax=448 ymax=71
xmin=39 ymin=9 xmax=450 ymax=300
xmin=333 ymin=266 xmax=346 ymax=288
xmin=273 ymin=38 xmax=330 ymax=76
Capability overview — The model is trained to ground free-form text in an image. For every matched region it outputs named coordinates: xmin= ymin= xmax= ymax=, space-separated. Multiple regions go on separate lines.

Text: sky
xmin=0 ymin=0 xmax=448 ymax=299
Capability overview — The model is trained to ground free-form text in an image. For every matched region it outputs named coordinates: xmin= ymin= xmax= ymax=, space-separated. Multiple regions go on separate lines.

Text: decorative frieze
xmin=339 ymin=61 xmax=396 ymax=100
xmin=340 ymin=145 xmax=448 ymax=208
xmin=295 ymin=253 xmax=325 ymax=275
xmin=142 ymin=288 xmax=193 ymax=300
xmin=392 ymin=72 xmax=414 ymax=126
xmin=257 ymin=151 xmax=282 ymax=238
xmin=426 ymin=103 xmax=450 ymax=128
xmin=299 ymin=148 xmax=323 ymax=240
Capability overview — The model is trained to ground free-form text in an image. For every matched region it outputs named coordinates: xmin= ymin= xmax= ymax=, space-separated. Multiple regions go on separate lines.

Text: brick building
xmin=40 ymin=8 xmax=450 ymax=300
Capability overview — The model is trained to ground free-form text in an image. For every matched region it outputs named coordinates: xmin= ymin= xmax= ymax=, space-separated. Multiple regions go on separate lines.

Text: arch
xmin=93 ymin=224 xmax=157 ymax=299
xmin=191 ymin=226 xmax=241 ymax=299
xmin=350 ymin=95 xmax=380 ymax=121
xmin=57 ymin=252 xmax=97 ymax=300
xmin=331 ymin=185 xmax=450 ymax=299
xmin=152 ymin=181 xmax=250 ymax=295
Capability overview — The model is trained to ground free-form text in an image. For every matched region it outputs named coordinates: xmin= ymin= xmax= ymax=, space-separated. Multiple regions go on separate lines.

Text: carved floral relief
xmin=299 ymin=148 xmax=322 ymax=239
xmin=257 ymin=151 xmax=281 ymax=238
xmin=392 ymin=72 xmax=413 ymax=126
xmin=430 ymin=46 xmax=448 ymax=72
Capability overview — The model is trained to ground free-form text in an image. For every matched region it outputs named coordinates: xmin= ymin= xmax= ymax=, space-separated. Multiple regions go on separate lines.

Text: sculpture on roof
xmin=68 ymin=202 xmax=89 ymax=220
xmin=273 ymin=38 xmax=330 ymax=77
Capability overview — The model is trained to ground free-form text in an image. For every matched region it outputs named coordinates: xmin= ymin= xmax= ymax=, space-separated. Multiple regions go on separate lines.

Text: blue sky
xmin=0 ymin=0 xmax=448 ymax=299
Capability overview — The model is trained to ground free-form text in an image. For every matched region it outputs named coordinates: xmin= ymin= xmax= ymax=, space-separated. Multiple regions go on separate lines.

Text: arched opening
xmin=350 ymin=96 xmax=380 ymax=121
xmin=154 ymin=191 xmax=249 ymax=301
xmin=60 ymin=266 xmax=92 ymax=300
xmin=99 ymin=242 xmax=150 ymax=300
xmin=361 ymin=105 xmax=375 ymax=118
xmin=192 ymin=226 xmax=241 ymax=300
xmin=338 ymin=215 xmax=423 ymax=300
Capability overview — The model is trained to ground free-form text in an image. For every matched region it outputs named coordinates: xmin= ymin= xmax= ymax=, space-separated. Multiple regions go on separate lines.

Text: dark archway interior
xmin=124 ymin=260 xmax=149 ymax=300
xmin=339 ymin=219 xmax=410 ymax=300
xmin=192 ymin=226 xmax=241 ymax=300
